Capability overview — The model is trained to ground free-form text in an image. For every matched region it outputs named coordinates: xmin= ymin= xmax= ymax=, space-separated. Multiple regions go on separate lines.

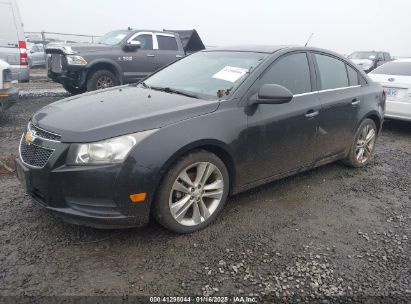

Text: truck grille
xmin=19 ymin=139 xmax=54 ymax=168
xmin=50 ymin=54 xmax=63 ymax=73
xmin=29 ymin=122 xmax=61 ymax=141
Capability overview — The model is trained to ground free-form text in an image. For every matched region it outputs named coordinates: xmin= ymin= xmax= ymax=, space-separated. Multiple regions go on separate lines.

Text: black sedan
xmin=15 ymin=46 xmax=385 ymax=233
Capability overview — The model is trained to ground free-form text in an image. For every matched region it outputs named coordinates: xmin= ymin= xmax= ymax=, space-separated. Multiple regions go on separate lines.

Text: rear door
xmin=154 ymin=33 xmax=185 ymax=69
xmin=312 ymin=52 xmax=362 ymax=159
xmin=122 ymin=32 xmax=157 ymax=83
xmin=244 ymin=52 xmax=321 ymax=182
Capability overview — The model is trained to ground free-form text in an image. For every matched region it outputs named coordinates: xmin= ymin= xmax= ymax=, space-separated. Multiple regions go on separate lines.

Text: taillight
xmin=19 ymin=40 xmax=28 ymax=66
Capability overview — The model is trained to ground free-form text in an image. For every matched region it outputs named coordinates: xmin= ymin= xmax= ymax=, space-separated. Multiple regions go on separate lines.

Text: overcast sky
xmin=17 ymin=0 xmax=411 ymax=57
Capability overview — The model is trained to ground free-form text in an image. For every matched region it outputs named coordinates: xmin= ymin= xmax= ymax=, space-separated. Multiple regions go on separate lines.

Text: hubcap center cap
xmin=193 ymin=189 xmax=202 ymax=198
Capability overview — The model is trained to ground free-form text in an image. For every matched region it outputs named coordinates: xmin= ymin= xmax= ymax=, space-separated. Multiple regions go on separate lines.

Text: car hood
xmin=350 ymin=58 xmax=373 ymax=66
xmin=32 ymin=86 xmax=220 ymax=143
xmin=46 ymin=43 xmax=114 ymax=55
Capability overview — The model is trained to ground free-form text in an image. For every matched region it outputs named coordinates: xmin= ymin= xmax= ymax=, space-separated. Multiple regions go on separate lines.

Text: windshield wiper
xmin=150 ymin=86 xmax=200 ymax=99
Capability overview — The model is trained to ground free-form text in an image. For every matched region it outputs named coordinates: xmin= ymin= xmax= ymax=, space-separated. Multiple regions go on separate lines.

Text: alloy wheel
xmin=96 ymin=76 xmax=114 ymax=89
xmin=169 ymin=162 xmax=224 ymax=226
xmin=355 ymin=124 xmax=376 ymax=163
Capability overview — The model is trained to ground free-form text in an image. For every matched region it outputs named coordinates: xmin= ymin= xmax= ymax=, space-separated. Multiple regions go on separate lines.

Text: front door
xmin=244 ymin=52 xmax=321 ymax=182
xmin=122 ymin=32 xmax=157 ymax=83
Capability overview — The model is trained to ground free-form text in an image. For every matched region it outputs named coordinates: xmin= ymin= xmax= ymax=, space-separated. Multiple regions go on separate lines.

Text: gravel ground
xmin=0 ymin=94 xmax=410 ymax=303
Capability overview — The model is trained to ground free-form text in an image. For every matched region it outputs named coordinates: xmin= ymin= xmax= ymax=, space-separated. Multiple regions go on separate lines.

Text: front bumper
xmin=15 ymin=135 xmax=157 ymax=229
xmin=0 ymin=87 xmax=19 ymax=111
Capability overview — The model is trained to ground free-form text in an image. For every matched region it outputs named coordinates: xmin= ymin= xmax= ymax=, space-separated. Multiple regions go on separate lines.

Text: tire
xmin=153 ymin=150 xmax=230 ymax=234
xmin=62 ymin=83 xmax=86 ymax=95
xmin=342 ymin=118 xmax=378 ymax=168
xmin=86 ymin=70 xmax=118 ymax=91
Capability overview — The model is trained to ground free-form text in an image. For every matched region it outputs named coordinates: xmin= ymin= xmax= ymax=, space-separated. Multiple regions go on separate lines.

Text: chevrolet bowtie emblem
xmin=24 ymin=131 xmax=35 ymax=144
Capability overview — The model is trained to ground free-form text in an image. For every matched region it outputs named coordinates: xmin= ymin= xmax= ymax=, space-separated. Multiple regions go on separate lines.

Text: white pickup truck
xmin=0 ymin=59 xmax=18 ymax=111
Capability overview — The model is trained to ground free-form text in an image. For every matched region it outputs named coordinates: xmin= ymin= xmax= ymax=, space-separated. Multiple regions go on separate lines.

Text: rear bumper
xmin=385 ymin=100 xmax=411 ymax=122
xmin=0 ymin=87 xmax=19 ymax=111
xmin=10 ymin=65 xmax=29 ymax=83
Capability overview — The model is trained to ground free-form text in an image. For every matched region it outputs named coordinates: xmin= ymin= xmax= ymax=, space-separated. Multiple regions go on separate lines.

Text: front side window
xmin=133 ymin=34 xmax=153 ymax=50
xmin=258 ymin=53 xmax=311 ymax=95
xmin=144 ymin=51 xmax=267 ymax=99
xmin=315 ymin=54 xmax=348 ymax=90
xmin=157 ymin=35 xmax=178 ymax=51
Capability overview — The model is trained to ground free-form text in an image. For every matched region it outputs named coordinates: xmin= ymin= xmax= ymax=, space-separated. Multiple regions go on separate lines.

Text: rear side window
xmin=133 ymin=34 xmax=153 ymax=50
xmin=371 ymin=62 xmax=411 ymax=76
xmin=384 ymin=53 xmax=391 ymax=61
xmin=315 ymin=54 xmax=348 ymax=90
xmin=346 ymin=65 xmax=359 ymax=86
xmin=157 ymin=35 xmax=178 ymax=51
xmin=258 ymin=53 xmax=311 ymax=95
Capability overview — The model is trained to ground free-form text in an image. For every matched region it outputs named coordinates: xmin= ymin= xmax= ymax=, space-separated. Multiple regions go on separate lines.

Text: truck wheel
xmin=62 ymin=83 xmax=86 ymax=95
xmin=87 ymin=70 xmax=118 ymax=91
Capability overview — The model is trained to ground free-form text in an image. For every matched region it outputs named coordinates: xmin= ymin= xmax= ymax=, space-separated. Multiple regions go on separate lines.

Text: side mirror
xmin=125 ymin=40 xmax=141 ymax=51
xmin=251 ymin=84 xmax=293 ymax=105
xmin=30 ymin=50 xmax=35 ymax=54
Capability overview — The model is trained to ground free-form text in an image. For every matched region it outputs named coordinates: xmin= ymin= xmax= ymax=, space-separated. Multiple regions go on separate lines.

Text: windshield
xmin=143 ymin=51 xmax=267 ymax=99
xmin=97 ymin=30 xmax=130 ymax=45
xmin=371 ymin=62 xmax=411 ymax=76
xmin=349 ymin=52 xmax=376 ymax=60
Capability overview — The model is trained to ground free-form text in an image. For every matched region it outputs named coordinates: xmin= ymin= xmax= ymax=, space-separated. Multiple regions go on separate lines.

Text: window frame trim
xmin=126 ymin=32 xmax=155 ymax=50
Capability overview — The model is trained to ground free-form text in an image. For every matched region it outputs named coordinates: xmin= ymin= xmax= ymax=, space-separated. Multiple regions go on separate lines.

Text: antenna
xmin=304 ymin=33 xmax=314 ymax=47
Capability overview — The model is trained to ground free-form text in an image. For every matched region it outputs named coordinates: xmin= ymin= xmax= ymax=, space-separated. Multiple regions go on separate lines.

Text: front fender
xmin=85 ymin=59 xmax=124 ymax=84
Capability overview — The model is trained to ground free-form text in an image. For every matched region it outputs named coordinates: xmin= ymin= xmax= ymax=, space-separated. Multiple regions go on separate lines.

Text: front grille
xmin=50 ymin=54 xmax=63 ymax=73
xmin=20 ymin=139 xmax=54 ymax=168
xmin=29 ymin=122 xmax=61 ymax=141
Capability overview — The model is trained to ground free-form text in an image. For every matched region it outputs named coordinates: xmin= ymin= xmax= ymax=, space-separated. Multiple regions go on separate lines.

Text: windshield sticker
xmin=212 ymin=66 xmax=249 ymax=83
xmin=116 ymin=34 xmax=127 ymax=39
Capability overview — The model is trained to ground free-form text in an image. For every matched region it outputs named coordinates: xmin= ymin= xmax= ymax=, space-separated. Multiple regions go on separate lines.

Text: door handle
xmin=352 ymin=99 xmax=361 ymax=106
xmin=305 ymin=110 xmax=319 ymax=118
xmin=147 ymin=54 xmax=155 ymax=57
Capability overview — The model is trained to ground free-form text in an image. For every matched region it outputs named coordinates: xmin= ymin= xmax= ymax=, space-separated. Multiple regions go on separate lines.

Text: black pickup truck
xmin=46 ymin=29 xmax=205 ymax=94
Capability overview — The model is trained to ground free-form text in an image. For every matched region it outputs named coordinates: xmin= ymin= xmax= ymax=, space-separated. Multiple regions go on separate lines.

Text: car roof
xmin=203 ymin=45 xmax=349 ymax=58
xmin=393 ymin=58 xmax=411 ymax=63
xmin=204 ymin=45 xmax=294 ymax=53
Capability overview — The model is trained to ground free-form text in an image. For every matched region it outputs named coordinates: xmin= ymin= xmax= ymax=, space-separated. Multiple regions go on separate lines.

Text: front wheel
xmin=153 ymin=151 xmax=229 ymax=233
xmin=343 ymin=118 xmax=378 ymax=168
xmin=86 ymin=70 xmax=118 ymax=91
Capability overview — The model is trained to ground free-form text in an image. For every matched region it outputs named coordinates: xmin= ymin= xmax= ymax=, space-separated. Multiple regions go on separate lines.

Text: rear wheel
xmin=343 ymin=118 xmax=377 ymax=168
xmin=62 ymin=82 xmax=86 ymax=95
xmin=86 ymin=70 xmax=118 ymax=91
xmin=154 ymin=151 xmax=229 ymax=233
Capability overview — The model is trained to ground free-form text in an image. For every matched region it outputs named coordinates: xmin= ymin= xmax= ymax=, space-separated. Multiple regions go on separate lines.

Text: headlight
xmin=66 ymin=55 xmax=87 ymax=65
xmin=66 ymin=129 xmax=158 ymax=165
